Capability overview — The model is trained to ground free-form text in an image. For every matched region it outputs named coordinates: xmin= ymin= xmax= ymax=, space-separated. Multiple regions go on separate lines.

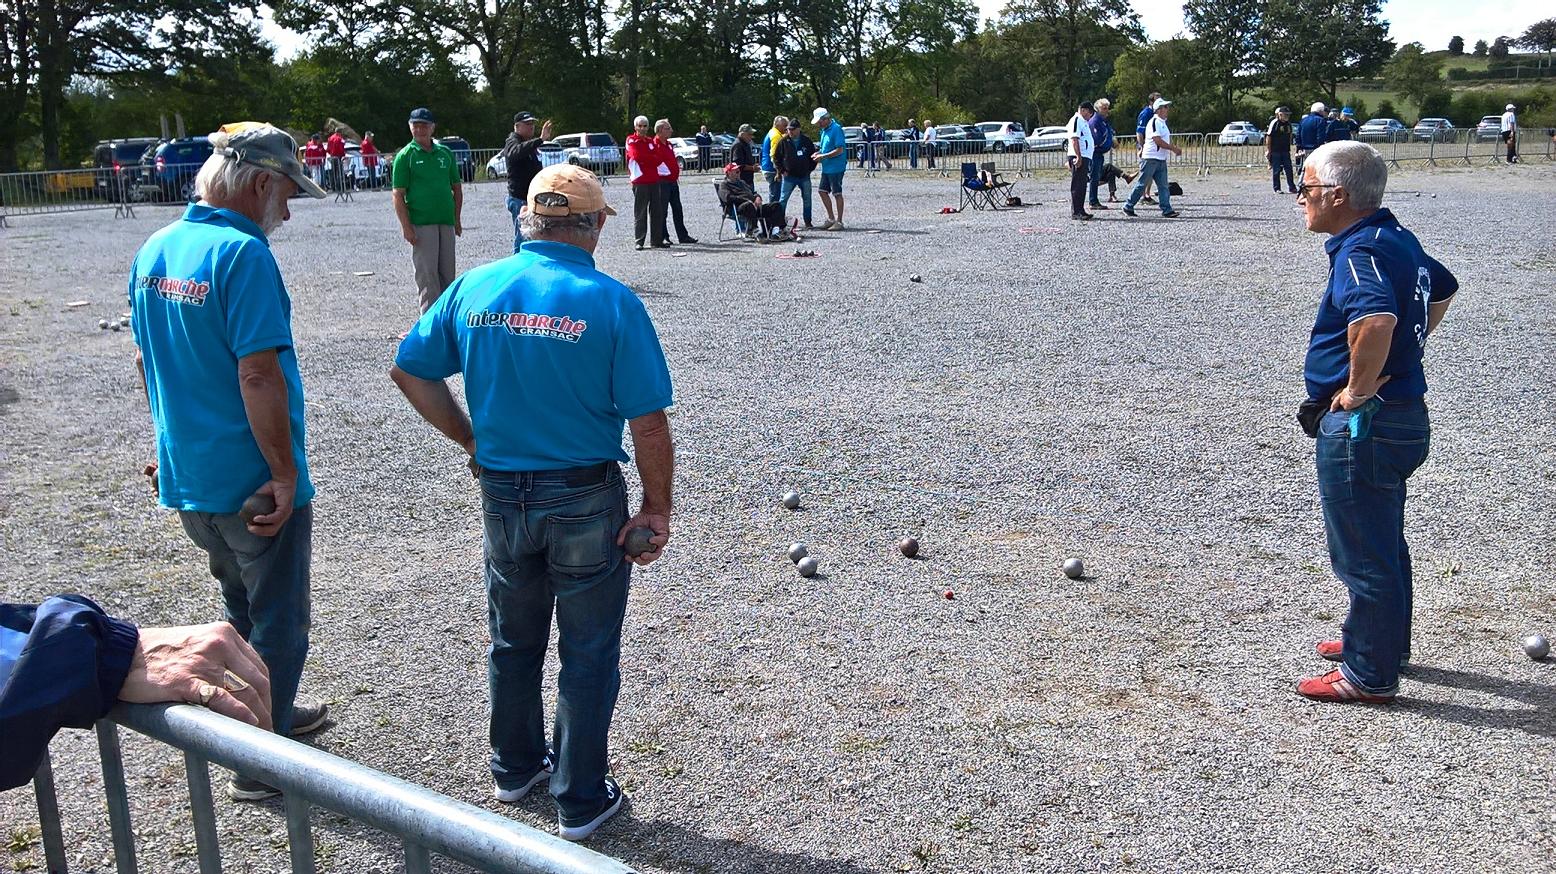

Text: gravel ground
xmin=2 ymin=165 xmax=1554 ymax=874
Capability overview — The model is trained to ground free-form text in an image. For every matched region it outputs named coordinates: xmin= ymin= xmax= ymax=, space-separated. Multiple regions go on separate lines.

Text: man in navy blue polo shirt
xmin=391 ymin=163 xmax=674 ymax=842
xmin=128 ymin=123 xmax=330 ymax=800
xmin=1293 ymin=141 xmax=1458 ymax=704
xmin=1295 ymin=101 xmax=1328 ymax=175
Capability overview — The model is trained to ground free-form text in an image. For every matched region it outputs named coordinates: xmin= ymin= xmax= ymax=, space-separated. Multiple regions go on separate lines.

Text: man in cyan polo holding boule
xmin=390 ymin=163 xmax=675 ymax=842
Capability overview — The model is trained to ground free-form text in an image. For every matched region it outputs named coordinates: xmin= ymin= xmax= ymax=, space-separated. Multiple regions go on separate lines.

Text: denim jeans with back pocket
xmin=1316 ymin=397 xmax=1430 ymax=694
xmin=480 ymin=464 xmax=629 ymax=823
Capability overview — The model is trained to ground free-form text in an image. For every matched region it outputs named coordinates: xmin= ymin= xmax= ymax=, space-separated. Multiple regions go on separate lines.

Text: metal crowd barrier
xmin=1194 ymin=127 xmax=1554 ymax=174
xmin=23 ymin=703 xmax=633 ymax=874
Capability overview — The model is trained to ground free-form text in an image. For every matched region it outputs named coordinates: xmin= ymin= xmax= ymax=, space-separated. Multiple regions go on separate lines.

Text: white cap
xmin=811 ymin=107 xmax=829 ymax=124
xmin=1506 ymin=103 xmax=1516 ymax=111
xmin=1311 ymin=101 xmax=1326 ymax=113
xmin=1152 ymin=98 xmax=1172 ymax=110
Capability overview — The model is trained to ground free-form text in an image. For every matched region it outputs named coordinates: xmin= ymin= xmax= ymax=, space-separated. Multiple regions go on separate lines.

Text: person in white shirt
xmin=1123 ymin=98 xmax=1183 ymax=218
xmin=1500 ymin=103 xmax=1518 ymax=164
xmin=1066 ymin=100 xmax=1097 ymax=220
xmin=923 ymin=120 xmax=938 ymax=170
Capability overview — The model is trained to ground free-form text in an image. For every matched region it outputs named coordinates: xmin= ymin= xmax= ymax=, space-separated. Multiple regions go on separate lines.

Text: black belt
xmin=475 ymin=460 xmax=616 ymax=486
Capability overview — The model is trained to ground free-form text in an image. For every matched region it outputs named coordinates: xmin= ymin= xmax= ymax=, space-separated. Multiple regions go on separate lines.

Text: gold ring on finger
xmin=222 ymin=669 xmax=250 ymax=692
xmin=197 ymin=683 xmax=219 ymax=705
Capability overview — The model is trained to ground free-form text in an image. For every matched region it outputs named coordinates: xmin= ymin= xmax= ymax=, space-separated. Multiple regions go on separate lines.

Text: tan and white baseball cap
xmin=527 ymin=164 xmax=617 ymax=217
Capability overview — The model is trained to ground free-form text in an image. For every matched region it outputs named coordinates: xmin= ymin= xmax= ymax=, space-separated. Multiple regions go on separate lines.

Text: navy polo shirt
xmin=129 ymin=204 xmax=314 ymax=513
xmin=1297 ymin=112 xmax=1327 ymax=150
xmin=395 ymin=240 xmax=674 ymax=472
xmin=1135 ymin=105 xmax=1154 ymax=137
xmin=1304 ymin=208 xmax=1458 ymax=402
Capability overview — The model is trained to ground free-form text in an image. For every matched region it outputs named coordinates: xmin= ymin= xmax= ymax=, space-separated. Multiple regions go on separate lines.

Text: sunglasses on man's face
xmin=1295 ymin=182 xmax=1339 ymax=200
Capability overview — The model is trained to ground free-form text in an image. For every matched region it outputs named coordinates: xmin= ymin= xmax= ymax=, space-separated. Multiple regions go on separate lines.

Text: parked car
xmin=1474 ymin=115 xmax=1504 ymax=142
xmin=667 ymin=136 xmax=727 ymax=169
xmin=926 ymin=124 xmax=967 ymax=156
xmin=137 ymin=137 xmax=213 ymax=202
xmin=1357 ymin=118 xmax=1407 ymax=141
xmin=550 ymin=132 xmax=621 ymax=174
xmin=948 ymin=124 xmax=986 ymax=154
xmin=93 ymin=138 xmax=158 ymax=201
xmin=1025 ymin=126 xmax=1069 ymax=151
xmin=434 ymin=136 xmax=476 ymax=183
xmin=975 ymin=121 xmax=1027 ymax=152
xmin=484 ymin=143 xmax=564 ymax=179
xmin=1217 ymin=121 xmax=1264 ymax=145
xmin=1412 ymin=118 xmax=1456 ymax=142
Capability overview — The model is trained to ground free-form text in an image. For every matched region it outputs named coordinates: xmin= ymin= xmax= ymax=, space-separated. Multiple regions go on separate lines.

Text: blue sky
xmin=973 ymin=0 xmax=1545 ymax=50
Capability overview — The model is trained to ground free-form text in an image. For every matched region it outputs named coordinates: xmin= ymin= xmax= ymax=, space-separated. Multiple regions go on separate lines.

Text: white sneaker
xmin=831 ymin=220 xmax=845 ymax=231
xmin=558 ymin=776 xmax=626 ymax=841
xmin=493 ymin=751 xmax=554 ymax=803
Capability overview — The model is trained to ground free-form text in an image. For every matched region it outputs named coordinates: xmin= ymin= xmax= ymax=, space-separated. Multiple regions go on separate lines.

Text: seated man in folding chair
xmin=959 ymin=162 xmax=999 ymax=211
xmin=717 ymin=162 xmax=790 ymax=241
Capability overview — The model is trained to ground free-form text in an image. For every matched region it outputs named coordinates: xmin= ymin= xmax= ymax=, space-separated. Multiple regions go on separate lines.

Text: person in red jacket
xmin=653 ymin=119 xmax=697 ymax=245
xmin=325 ymin=130 xmax=347 ymax=192
xmin=625 ymin=115 xmax=670 ymax=249
xmin=360 ymin=131 xmax=379 ymax=189
xmin=302 ymin=133 xmax=326 ymax=188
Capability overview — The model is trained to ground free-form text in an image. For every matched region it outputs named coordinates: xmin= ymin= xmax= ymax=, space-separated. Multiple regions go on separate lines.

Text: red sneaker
xmin=1296 ymin=670 xmax=1395 ymax=704
xmin=1316 ymin=640 xmax=1344 ymax=662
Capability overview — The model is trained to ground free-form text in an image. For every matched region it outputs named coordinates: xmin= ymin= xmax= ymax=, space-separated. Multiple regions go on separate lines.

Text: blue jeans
xmin=480 ymin=464 xmax=629 ymax=823
xmin=1087 ymin=150 xmax=1107 ymax=205
xmin=909 ymin=143 xmax=919 ymax=168
xmin=1270 ymin=152 xmax=1295 ymax=192
xmin=1316 ymin=398 xmax=1430 ymax=695
xmin=1125 ymin=158 xmax=1172 ymax=213
xmin=764 ymin=170 xmax=780 ymax=202
xmin=780 ymin=175 xmax=812 ymax=224
xmin=505 ymin=196 xmax=525 ymax=254
xmin=178 ymin=503 xmax=312 ymax=735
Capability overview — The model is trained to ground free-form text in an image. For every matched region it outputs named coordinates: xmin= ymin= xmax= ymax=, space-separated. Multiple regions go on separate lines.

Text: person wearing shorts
xmin=812 ymin=107 xmax=848 ymax=230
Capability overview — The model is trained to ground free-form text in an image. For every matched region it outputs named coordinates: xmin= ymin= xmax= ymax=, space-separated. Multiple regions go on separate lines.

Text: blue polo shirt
xmin=1297 ymin=112 xmax=1328 ymax=149
xmin=394 ymin=240 xmax=674 ymax=472
xmin=1304 ymin=208 xmax=1459 ymax=403
xmin=1135 ymin=105 xmax=1154 ymax=138
xmin=129 ymin=204 xmax=313 ymax=513
xmin=818 ymin=121 xmax=848 ymax=174
xmin=760 ymin=131 xmax=777 ymax=173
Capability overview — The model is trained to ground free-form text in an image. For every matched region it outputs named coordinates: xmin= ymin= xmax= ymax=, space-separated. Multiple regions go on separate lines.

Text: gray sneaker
xmin=288 ymin=694 xmax=329 ymax=736
xmin=226 ymin=775 xmax=280 ymax=802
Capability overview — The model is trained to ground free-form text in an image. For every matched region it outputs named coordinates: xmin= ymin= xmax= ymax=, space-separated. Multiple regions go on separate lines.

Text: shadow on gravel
xmin=1166 ymin=214 xmax=1280 ymax=223
xmin=1401 ymin=665 xmax=1555 ymax=739
xmin=617 ymin=819 xmax=881 ymax=873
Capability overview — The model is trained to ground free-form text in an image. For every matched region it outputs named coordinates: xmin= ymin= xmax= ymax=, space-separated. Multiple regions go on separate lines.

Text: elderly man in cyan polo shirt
xmin=391 ymin=164 xmax=675 ymax=842
xmin=128 ymin=123 xmax=330 ymax=801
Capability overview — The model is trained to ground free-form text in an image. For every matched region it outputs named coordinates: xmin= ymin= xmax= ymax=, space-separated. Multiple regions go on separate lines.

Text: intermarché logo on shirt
xmin=138 ymin=274 xmax=210 ymax=306
xmin=467 ymin=309 xmax=588 ymax=342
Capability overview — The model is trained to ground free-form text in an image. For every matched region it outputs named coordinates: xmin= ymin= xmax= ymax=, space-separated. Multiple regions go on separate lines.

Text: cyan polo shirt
xmin=1304 ymin=208 xmax=1459 ymax=402
xmin=818 ymin=121 xmax=848 ymax=174
xmin=395 ymin=240 xmax=674 ymax=472
xmin=129 ymin=204 xmax=314 ymax=513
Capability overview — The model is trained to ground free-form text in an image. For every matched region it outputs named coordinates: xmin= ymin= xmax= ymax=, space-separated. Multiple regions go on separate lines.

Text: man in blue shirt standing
xmin=1086 ymin=98 xmax=1116 ymax=210
xmin=813 ymin=107 xmax=848 ymax=230
xmin=128 ymin=123 xmax=330 ymax=800
xmin=1293 ymin=141 xmax=1458 ymax=704
xmin=1134 ymin=91 xmax=1160 ymax=204
xmin=1296 ymin=101 xmax=1328 ymax=175
xmin=391 ymin=164 xmax=675 ymax=842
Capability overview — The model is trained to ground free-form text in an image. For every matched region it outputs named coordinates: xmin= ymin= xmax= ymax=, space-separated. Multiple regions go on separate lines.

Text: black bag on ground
xmin=1168 ymin=181 xmax=1183 ymax=197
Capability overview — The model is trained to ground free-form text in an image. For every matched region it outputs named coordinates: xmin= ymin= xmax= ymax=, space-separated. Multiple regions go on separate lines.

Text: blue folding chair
xmin=958 ymin=162 xmax=998 ymax=211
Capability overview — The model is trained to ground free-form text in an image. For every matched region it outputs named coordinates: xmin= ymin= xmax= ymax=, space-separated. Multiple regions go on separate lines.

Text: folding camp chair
xmin=980 ymin=162 xmax=1015 ymax=204
xmin=714 ymin=181 xmax=749 ymax=241
xmin=958 ymin=162 xmax=999 ymax=211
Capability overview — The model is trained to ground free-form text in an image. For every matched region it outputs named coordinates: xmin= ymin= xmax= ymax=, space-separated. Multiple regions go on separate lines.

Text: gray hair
xmin=195 ymin=131 xmax=281 ymax=203
xmin=519 ymin=209 xmax=602 ymax=245
xmin=773 ymin=115 xmax=788 ymax=128
xmin=1095 ymin=98 xmax=1111 ymax=111
xmin=654 ymin=118 xmax=670 ymax=133
xmin=1308 ymin=141 xmax=1387 ymax=211
xmin=633 ymin=115 xmax=649 ymax=127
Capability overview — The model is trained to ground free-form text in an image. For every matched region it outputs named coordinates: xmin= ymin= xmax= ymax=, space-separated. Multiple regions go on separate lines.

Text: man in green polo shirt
xmin=393 ymin=107 xmax=463 ymax=312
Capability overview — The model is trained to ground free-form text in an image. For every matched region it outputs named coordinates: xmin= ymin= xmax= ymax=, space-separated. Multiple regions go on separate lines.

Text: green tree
xmin=1473 ymin=39 xmax=1488 ymax=57
xmin=1448 ymin=36 xmax=1464 ymax=55
xmin=1106 ymin=38 xmax=1221 ymax=133
xmin=1184 ymin=0 xmax=1264 ymax=122
xmin=1517 ymin=18 xmax=1556 ymax=68
xmin=1261 ymin=0 xmax=1394 ymax=104
xmin=1000 ymin=0 xmax=1143 ymax=111
xmin=1489 ymin=36 xmax=1510 ymax=59
xmin=1384 ymin=42 xmax=1445 ymax=110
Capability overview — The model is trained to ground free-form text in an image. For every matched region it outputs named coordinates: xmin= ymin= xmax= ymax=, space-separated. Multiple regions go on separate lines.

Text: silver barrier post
xmin=184 ymin=751 xmax=223 ymax=874
xmin=95 ymin=721 xmax=139 ymax=874
xmin=31 ymin=752 xmax=69 ymax=874
xmin=285 ymin=793 xmax=317 ymax=874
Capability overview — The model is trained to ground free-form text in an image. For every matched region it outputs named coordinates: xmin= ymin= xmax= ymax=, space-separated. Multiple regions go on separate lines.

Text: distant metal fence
xmin=23 ymin=703 xmax=633 ymax=874
xmin=4 ymin=129 xmax=1550 ymax=225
